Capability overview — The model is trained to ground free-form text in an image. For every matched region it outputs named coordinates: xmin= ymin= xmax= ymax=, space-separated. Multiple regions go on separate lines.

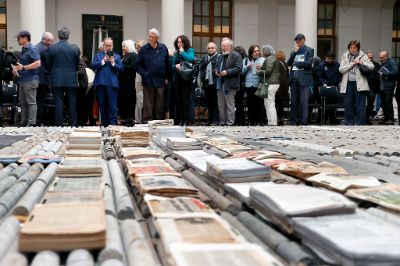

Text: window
xmin=317 ymin=0 xmax=336 ymax=58
xmin=393 ymin=0 xmax=400 ymax=62
xmin=0 ymin=0 xmax=6 ymax=49
xmin=192 ymin=0 xmax=232 ymax=58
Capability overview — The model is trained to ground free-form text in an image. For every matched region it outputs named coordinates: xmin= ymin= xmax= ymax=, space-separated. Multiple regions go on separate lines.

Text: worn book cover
xmin=308 ymin=172 xmax=381 ymax=192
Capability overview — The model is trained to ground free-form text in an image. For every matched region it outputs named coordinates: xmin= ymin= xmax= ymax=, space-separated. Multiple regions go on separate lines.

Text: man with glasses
xmin=92 ymin=37 xmax=123 ymax=126
xmin=13 ymin=30 xmax=41 ymax=127
xmin=199 ymin=42 xmax=220 ymax=125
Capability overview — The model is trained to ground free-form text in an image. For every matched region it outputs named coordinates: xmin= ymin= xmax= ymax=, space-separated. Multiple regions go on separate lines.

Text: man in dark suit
xmin=47 ymin=27 xmax=80 ymax=127
xmin=287 ymin=33 xmax=314 ymax=125
xmin=215 ymin=38 xmax=243 ymax=126
xmin=92 ymin=37 xmax=123 ymax=126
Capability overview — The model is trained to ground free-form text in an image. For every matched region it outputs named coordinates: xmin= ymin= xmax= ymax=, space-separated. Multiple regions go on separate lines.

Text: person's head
xmin=206 ymin=42 xmax=217 ymax=56
xmin=325 ymin=50 xmax=335 ymax=64
xmin=234 ymin=46 xmax=247 ymax=59
xmin=41 ymin=32 xmax=54 ymax=47
xmin=174 ymin=35 xmax=191 ymax=51
xmin=58 ymin=27 xmax=70 ymax=41
xmin=294 ymin=33 xmax=306 ymax=48
xmin=135 ymin=39 xmax=146 ymax=52
xmin=313 ymin=56 xmax=321 ymax=67
xmin=366 ymin=50 xmax=374 ymax=61
xmin=379 ymin=51 xmax=390 ymax=64
xmin=347 ymin=40 xmax=360 ymax=55
xmin=248 ymin=44 xmax=260 ymax=60
xmin=261 ymin=44 xmax=275 ymax=58
xmin=148 ymin=28 xmax=160 ymax=45
xmin=15 ymin=30 xmax=31 ymax=46
xmin=275 ymin=50 xmax=286 ymax=62
xmin=103 ymin=37 xmax=113 ymax=52
xmin=221 ymin=38 xmax=233 ymax=54
xmin=122 ymin=39 xmax=136 ymax=55
xmin=98 ymin=42 xmax=104 ymax=53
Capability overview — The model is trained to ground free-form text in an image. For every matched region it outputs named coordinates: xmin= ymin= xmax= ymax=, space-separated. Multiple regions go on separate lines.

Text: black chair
xmin=318 ymin=86 xmax=342 ymax=125
xmin=1 ymin=83 xmax=19 ymax=125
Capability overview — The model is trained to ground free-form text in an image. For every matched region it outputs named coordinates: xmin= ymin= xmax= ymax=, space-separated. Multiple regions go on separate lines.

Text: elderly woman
xmin=339 ymin=40 xmax=374 ymax=125
xmin=257 ymin=45 xmax=280 ymax=126
xmin=118 ymin=39 xmax=137 ymax=126
xmin=134 ymin=39 xmax=146 ymax=123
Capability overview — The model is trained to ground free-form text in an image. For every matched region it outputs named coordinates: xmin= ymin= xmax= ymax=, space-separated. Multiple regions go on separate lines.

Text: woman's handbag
xmin=177 ymin=61 xmax=194 ymax=82
xmin=255 ymin=70 xmax=269 ymax=98
xmin=358 ymin=63 xmax=372 ymax=77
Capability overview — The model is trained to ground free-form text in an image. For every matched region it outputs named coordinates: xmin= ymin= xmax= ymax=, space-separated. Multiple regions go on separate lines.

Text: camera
xmin=106 ymin=50 xmax=114 ymax=57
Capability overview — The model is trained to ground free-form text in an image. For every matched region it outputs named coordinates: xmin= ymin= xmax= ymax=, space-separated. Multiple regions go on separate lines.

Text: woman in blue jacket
xmin=171 ymin=35 xmax=195 ymax=126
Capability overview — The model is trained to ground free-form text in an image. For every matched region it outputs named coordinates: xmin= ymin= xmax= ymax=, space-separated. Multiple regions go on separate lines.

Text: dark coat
xmin=276 ymin=60 xmax=290 ymax=100
xmin=77 ymin=57 xmax=88 ymax=90
xmin=47 ymin=40 xmax=80 ymax=88
xmin=367 ymin=60 xmax=380 ymax=93
xmin=119 ymin=52 xmax=137 ymax=91
xmin=316 ymin=61 xmax=342 ymax=87
xmin=379 ymin=58 xmax=398 ymax=91
xmin=199 ymin=53 xmax=220 ymax=87
xmin=215 ymin=50 xmax=243 ymax=90
xmin=92 ymin=51 xmax=123 ymax=89
xmin=135 ymin=42 xmax=169 ymax=89
xmin=35 ymin=41 xmax=50 ymax=86
xmin=287 ymin=45 xmax=314 ymax=87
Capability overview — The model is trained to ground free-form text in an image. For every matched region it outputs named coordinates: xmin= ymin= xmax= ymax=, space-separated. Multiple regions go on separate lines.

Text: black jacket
xmin=199 ymin=53 xmax=220 ymax=87
xmin=119 ymin=52 xmax=137 ymax=91
xmin=215 ymin=50 xmax=243 ymax=90
xmin=316 ymin=61 xmax=342 ymax=87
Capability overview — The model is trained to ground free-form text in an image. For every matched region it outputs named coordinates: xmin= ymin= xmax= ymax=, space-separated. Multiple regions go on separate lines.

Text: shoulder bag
xmin=255 ymin=70 xmax=269 ymax=98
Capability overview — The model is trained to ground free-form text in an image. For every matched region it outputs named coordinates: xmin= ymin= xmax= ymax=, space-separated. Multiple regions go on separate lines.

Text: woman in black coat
xmin=275 ymin=50 xmax=290 ymax=125
xmin=118 ymin=40 xmax=137 ymax=126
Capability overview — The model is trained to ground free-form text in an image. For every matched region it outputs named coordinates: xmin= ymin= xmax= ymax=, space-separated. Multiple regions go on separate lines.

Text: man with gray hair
xmin=47 ymin=26 xmax=80 ymax=126
xmin=214 ymin=37 xmax=242 ymax=126
xmin=35 ymin=32 xmax=54 ymax=126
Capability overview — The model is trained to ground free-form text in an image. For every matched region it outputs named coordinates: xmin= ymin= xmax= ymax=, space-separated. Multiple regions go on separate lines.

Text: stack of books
xmin=166 ymin=137 xmax=202 ymax=151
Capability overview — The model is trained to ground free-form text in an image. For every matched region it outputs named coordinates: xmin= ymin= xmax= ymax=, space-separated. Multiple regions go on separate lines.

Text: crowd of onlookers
xmin=0 ymin=27 xmax=399 ymax=127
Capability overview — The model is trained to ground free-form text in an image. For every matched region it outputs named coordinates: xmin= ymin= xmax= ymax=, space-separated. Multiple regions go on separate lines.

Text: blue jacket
xmin=92 ymin=51 xmax=123 ymax=89
xmin=47 ymin=40 xmax=80 ymax=88
xmin=35 ymin=41 xmax=50 ymax=85
xmin=379 ymin=58 xmax=398 ymax=91
xmin=135 ymin=42 xmax=170 ymax=89
xmin=287 ymin=45 xmax=314 ymax=87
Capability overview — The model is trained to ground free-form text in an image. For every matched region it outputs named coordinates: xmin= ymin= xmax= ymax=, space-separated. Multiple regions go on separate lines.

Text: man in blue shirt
xmin=135 ymin=28 xmax=170 ymax=123
xmin=13 ymin=30 xmax=41 ymax=126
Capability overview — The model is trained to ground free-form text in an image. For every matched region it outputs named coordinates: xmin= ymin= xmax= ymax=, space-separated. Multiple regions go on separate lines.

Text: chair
xmin=318 ymin=86 xmax=342 ymax=125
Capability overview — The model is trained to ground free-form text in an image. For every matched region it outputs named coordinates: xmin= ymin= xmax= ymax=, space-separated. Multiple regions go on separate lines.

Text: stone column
xmin=161 ymin=0 xmax=184 ymax=50
xmin=20 ymin=0 xmax=45 ymax=44
xmin=295 ymin=0 xmax=318 ymax=51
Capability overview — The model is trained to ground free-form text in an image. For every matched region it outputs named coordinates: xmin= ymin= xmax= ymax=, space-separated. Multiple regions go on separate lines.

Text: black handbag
xmin=177 ymin=61 xmax=194 ymax=82
xmin=358 ymin=64 xmax=372 ymax=77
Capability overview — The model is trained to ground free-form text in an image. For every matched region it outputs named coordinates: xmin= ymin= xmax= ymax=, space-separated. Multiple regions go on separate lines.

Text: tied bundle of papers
xmin=19 ymin=202 xmax=106 ymax=251
xmin=119 ymin=127 xmax=150 ymax=147
xmin=166 ymin=137 xmax=202 ymax=151
xmin=206 ymin=158 xmax=271 ymax=183
xmin=155 ymin=126 xmax=186 ymax=147
xmin=173 ymin=150 xmax=221 ymax=175
xmin=56 ymin=158 xmax=104 ymax=177
xmin=256 ymin=158 xmax=293 ymax=167
xmin=274 ymin=161 xmax=348 ymax=179
xmin=120 ymin=148 xmax=161 ymax=160
xmin=148 ymin=119 xmax=175 ymax=138
xmin=126 ymin=160 xmax=181 ymax=183
xmin=134 ymin=175 xmax=199 ymax=197
xmin=308 ymin=172 xmax=381 ymax=193
xmin=249 ymin=183 xmax=356 ymax=233
xmin=346 ymin=183 xmax=400 ymax=212
xmin=223 ymin=182 xmax=271 ymax=204
xmin=68 ymin=131 xmax=102 ymax=145
xmin=229 ymin=150 xmax=286 ymax=160
xmin=293 ymin=211 xmax=400 ymax=266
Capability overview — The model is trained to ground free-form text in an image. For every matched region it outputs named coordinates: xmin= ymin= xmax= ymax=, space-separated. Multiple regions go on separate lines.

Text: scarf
xmin=205 ymin=53 xmax=217 ymax=85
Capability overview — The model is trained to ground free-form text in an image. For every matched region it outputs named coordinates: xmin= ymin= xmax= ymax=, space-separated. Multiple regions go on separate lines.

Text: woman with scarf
xmin=171 ymin=35 xmax=195 ymax=126
xmin=339 ymin=40 xmax=374 ymax=125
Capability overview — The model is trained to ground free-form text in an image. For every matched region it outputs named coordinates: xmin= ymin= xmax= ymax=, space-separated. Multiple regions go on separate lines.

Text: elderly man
xmin=92 ymin=37 xmax=123 ymax=126
xmin=378 ymin=51 xmax=398 ymax=125
xmin=47 ymin=27 xmax=80 ymax=127
xmin=35 ymin=32 xmax=54 ymax=126
xmin=13 ymin=30 xmax=41 ymax=127
xmin=287 ymin=33 xmax=314 ymax=125
xmin=135 ymin=28 xmax=170 ymax=123
xmin=214 ymin=38 xmax=242 ymax=126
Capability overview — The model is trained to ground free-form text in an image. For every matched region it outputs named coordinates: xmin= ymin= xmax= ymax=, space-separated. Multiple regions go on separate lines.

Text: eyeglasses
xmin=207 ymin=47 xmax=215 ymax=49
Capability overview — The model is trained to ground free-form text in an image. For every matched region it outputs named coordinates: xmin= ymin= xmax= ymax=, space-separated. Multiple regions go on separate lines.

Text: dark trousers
xmin=396 ymin=89 xmax=400 ymax=125
xmin=246 ymin=86 xmax=264 ymax=125
xmin=276 ymin=98 xmax=287 ymax=125
xmin=343 ymin=81 xmax=366 ymax=125
xmin=366 ymin=91 xmax=376 ymax=120
xmin=118 ymin=85 xmax=136 ymax=121
xmin=174 ymin=78 xmax=194 ymax=125
xmin=52 ymin=86 xmax=77 ymax=127
xmin=290 ymin=79 xmax=310 ymax=125
xmin=36 ymin=83 xmax=49 ymax=125
xmin=204 ymin=85 xmax=219 ymax=123
xmin=77 ymin=87 xmax=96 ymax=126
xmin=96 ymin=85 xmax=118 ymax=126
xmin=143 ymin=86 xmax=164 ymax=123
xmin=234 ymin=89 xmax=245 ymax=125
xmin=380 ymin=89 xmax=394 ymax=122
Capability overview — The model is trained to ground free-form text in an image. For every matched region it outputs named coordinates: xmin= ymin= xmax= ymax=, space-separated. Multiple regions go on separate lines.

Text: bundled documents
xmin=166 ymin=137 xmax=202 ymax=151
xmin=173 ymin=150 xmax=221 ymax=175
xmin=134 ymin=175 xmax=198 ymax=197
xmin=274 ymin=161 xmax=348 ymax=179
xmin=229 ymin=150 xmax=285 ymax=160
xmin=56 ymin=158 xmax=103 ymax=177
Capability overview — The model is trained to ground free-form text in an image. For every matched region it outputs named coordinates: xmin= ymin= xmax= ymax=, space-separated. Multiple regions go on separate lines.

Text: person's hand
xmin=103 ymin=55 xmax=110 ymax=62
xmin=176 ymin=64 xmax=181 ymax=70
xmin=179 ymin=47 xmax=184 ymax=53
xmin=215 ymin=70 xmax=220 ymax=77
xmin=220 ymin=70 xmax=227 ymax=76
xmin=109 ymin=56 xmax=115 ymax=64
xmin=15 ymin=63 xmax=23 ymax=71
xmin=164 ymin=79 xmax=169 ymax=85
xmin=294 ymin=44 xmax=299 ymax=52
xmin=256 ymin=64 xmax=261 ymax=71
xmin=353 ymin=59 xmax=361 ymax=65
xmin=12 ymin=69 xmax=18 ymax=76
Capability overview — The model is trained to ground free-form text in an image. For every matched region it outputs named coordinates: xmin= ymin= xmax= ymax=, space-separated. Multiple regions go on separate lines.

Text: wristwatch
xmin=22 ymin=66 xmax=25 ymax=70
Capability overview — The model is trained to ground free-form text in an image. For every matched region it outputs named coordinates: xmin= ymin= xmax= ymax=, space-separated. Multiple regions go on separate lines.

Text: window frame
xmin=393 ymin=0 xmax=400 ymax=62
xmin=0 ymin=0 xmax=6 ymax=49
xmin=317 ymin=0 xmax=336 ymax=58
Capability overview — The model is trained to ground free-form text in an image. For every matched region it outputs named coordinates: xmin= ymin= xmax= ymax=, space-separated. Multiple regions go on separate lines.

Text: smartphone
xmin=106 ymin=50 xmax=114 ymax=57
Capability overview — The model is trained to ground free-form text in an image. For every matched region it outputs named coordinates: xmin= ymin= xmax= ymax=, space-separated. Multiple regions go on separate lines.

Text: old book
xmin=173 ymin=150 xmax=221 ymax=175
xmin=68 ymin=132 xmax=102 ymax=145
xmin=229 ymin=150 xmax=285 ymax=160
xmin=223 ymin=182 xmax=271 ymax=204
xmin=19 ymin=202 xmax=106 ymax=251
xmin=126 ymin=158 xmax=167 ymax=166
xmin=41 ymin=191 xmax=103 ymax=205
xmin=135 ymin=175 xmax=198 ymax=197
xmin=166 ymin=137 xmax=202 ymax=151
xmin=144 ymin=194 xmax=214 ymax=218
xmin=65 ymin=150 xmax=102 ymax=158
xmin=48 ymin=177 xmax=104 ymax=193
xmin=56 ymin=158 xmax=103 ymax=177
xmin=274 ymin=161 xmax=348 ymax=179
xmin=65 ymin=143 xmax=101 ymax=150
xmin=206 ymin=158 xmax=271 ymax=183
xmin=346 ymin=183 xmax=400 ymax=212
xmin=148 ymin=119 xmax=175 ymax=138
xmin=170 ymin=243 xmax=285 ymax=266
xmin=203 ymin=137 xmax=240 ymax=147
xmin=120 ymin=148 xmax=161 ymax=160
xmin=126 ymin=161 xmax=181 ymax=182
xmin=255 ymin=158 xmax=293 ymax=167
xmin=155 ymin=126 xmax=186 ymax=147
xmin=308 ymin=172 xmax=381 ymax=193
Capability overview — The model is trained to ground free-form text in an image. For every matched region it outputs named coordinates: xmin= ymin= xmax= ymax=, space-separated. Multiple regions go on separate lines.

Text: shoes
xmin=385 ymin=120 xmax=394 ymax=125
xmin=210 ymin=121 xmax=219 ymax=126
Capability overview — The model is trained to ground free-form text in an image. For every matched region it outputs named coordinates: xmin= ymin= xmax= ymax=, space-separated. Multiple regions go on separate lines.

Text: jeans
xmin=290 ymin=79 xmax=310 ymax=125
xmin=343 ymin=81 xmax=366 ymax=125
